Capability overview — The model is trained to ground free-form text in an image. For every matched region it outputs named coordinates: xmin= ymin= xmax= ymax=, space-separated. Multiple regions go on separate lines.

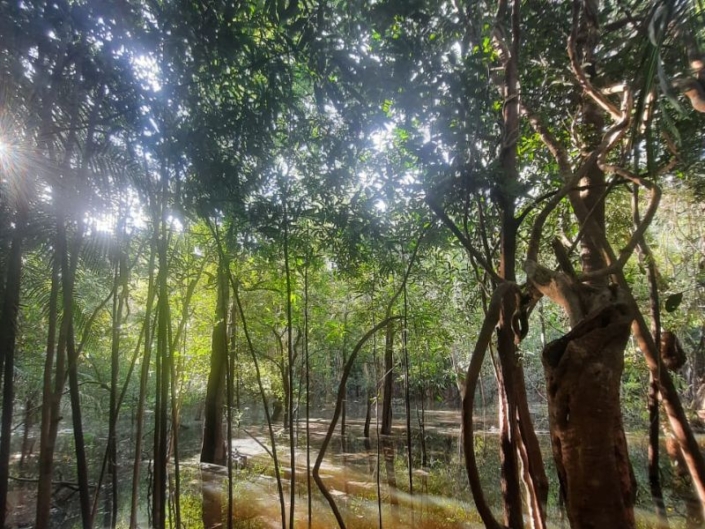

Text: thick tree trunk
xmin=201 ymin=257 xmax=229 ymax=465
xmin=532 ymin=5 xmax=637 ymax=528
xmin=543 ymin=301 xmax=636 ymax=529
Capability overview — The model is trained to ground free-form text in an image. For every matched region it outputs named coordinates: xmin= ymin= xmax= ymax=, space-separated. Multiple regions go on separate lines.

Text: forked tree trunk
xmin=536 ymin=4 xmax=636 ymax=527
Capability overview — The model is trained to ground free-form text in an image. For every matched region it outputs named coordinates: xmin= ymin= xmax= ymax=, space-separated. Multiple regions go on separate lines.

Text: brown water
xmin=187 ymin=410 xmax=488 ymax=528
xmin=5 ymin=408 xmax=698 ymax=528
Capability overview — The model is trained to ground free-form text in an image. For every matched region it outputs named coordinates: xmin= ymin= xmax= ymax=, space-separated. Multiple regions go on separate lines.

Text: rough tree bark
xmin=519 ymin=1 xmax=659 ymax=525
xmin=542 ymin=297 xmax=636 ymax=528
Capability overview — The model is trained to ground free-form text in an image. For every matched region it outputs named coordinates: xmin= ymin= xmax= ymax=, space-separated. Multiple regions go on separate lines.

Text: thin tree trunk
xmin=314 ymin=234 xmax=423 ymax=528
xmin=129 ymin=234 xmax=157 ymax=529
xmin=626 ymin=289 xmax=705 ymax=514
xmin=304 ymin=262 xmax=312 ymax=529
xmin=634 ymin=183 xmax=669 ymax=527
xmin=665 ymin=434 xmax=705 ymax=528
xmin=648 ymin=372 xmax=668 ymax=525
xmin=495 ymin=337 xmax=522 ymax=528
xmin=402 ymin=286 xmax=413 ymax=495
xmin=363 ymin=362 xmax=373 ymax=439
xmin=282 ymin=198 xmax=296 ymax=529
xmin=381 ymin=320 xmax=394 ymax=436
xmin=226 ymin=299 xmax=236 ymax=529
xmin=341 ymin=348 xmax=347 ymax=443
xmin=373 ymin=312 xmax=383 ymax=529
xmin=417 ymin=384 xmax=427 ymax=468
xmin=0 ymin=203 xmax=26 ymax=528
xmin=383 ymin=437 xmax=398 ymax=508
xmin=36 ymin=217 xmax=82 ymax=529
xmin=232 ymin=281 xmax=287 ymax=529
xmin=35 ymin=248 xmax=60 ymax=529
xmin=108 ymin=237 xmax=128 ymax=527
xmin=169 ymin=326 xmax=182 ymax=529
xmin=19 ymin=396 xmax=36 ymax=470
xmin=67 ymin=322 xmax=92 ymax=529
xmin=515 ymin=369 xmax=549 ymax=529
xmin=152 ymin=197 xmax=171 ymax=529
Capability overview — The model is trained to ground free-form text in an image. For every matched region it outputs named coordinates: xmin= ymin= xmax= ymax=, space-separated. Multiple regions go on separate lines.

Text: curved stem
xmin=462 ymin=284 xmax=519 ymax=529
xmin=313 ymin=317 xmax=400 ymax=529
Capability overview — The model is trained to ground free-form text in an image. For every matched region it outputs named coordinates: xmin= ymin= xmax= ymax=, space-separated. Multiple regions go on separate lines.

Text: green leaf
xmin=665 ymin=292 xmax=683 ymax=313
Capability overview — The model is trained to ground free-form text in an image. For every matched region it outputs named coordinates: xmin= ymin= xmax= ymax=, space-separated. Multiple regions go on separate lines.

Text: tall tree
xmin=201 ymin=246 xmax=230 ymax=465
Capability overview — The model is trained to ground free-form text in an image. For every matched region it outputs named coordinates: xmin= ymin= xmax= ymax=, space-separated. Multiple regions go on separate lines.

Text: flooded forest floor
xmin=5 ymin=407 xmax=702 ymax=528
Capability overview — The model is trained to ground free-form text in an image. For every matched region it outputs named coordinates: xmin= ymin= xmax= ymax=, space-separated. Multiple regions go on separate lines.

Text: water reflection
xmin=7 ymin=408 xmax=698 ymax=528
xmin=193 ymin=411 xmax=485 ymax=528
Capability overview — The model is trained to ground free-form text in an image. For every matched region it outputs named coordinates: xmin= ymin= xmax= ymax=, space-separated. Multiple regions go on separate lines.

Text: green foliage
xmin=2 ymin=0 xmax=705 ymax=526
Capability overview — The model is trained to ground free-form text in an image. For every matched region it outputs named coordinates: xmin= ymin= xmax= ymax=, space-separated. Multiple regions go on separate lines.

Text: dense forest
xmin=1 ymin=0 xmax=705 ymax=527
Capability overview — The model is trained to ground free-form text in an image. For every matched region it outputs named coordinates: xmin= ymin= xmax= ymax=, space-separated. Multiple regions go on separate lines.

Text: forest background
xmin=2 ymin=0 xmax=705 ymax=528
